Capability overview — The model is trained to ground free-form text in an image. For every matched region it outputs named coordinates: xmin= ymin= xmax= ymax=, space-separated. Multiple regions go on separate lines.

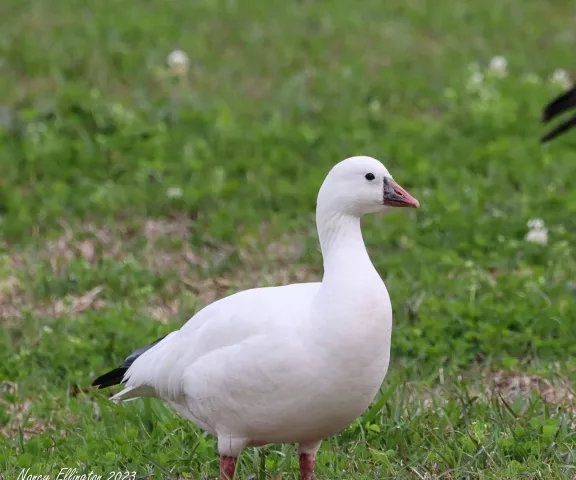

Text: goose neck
xmin=316 ymin=210 xmax=372 ymax=277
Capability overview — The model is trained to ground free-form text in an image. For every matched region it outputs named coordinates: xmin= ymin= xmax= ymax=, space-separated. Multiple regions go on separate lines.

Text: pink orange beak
xmin=383 ymin=181 xmax=420 ymax=208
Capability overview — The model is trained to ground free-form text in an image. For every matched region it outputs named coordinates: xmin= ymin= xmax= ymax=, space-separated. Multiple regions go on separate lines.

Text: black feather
xmin=541 ymin=114 xmax=576 ymax=144
xmin=542 ymin=86 xmax=576 ymax=123
xmin=92 ymin=367 xmax=129 ymax=389
xmin=92 ymin=335 xmax=167 ymax=389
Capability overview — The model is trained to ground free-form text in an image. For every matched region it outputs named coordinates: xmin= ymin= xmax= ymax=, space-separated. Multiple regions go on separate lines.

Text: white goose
xmin=92 ymin=156 xmax=419 ymax=479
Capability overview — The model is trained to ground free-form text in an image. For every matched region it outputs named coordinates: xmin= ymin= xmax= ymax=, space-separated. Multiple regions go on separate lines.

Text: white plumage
xmin=93 ymin=155 xmax=419 ymax=479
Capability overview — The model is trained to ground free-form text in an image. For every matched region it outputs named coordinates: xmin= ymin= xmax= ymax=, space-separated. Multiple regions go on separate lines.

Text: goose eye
xmin=365 ymin=173 xmax=375 ymax=181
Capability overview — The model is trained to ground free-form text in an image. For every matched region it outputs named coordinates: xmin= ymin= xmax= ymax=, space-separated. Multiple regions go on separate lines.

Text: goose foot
xmin=299 ymin=453 xmax=316 ymax=480
xmin=220 ymin=456 xmax=237 ymax=480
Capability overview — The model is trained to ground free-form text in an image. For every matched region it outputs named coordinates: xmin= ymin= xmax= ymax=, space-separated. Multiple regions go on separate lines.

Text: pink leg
xmin=299 ymin=453 xmax=316 ymax=480
xmin=220 ymin=456 xmax=237 ymax=480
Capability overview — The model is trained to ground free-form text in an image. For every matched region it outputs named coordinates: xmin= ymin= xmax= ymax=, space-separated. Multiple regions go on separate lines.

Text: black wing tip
xmin=542 ymin=86 xmax=576 ymax=124
xmin=540 ymin=114 xmax=576 ymax=144
xmin=541 ymin=131 xmax=557 ymax=144
xmin=92 ymin=366 xmax=127 ymax=389
xmin=91 ymin=334 xmax=168 ymax=390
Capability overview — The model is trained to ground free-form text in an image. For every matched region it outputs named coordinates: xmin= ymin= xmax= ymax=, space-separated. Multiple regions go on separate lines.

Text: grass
xmin=2 ymin=0 xmax=576 ymax=478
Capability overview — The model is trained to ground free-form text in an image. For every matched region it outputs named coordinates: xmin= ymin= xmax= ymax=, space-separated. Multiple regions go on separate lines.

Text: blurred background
xmin=2 ymin=0 xmax=576 ymax=478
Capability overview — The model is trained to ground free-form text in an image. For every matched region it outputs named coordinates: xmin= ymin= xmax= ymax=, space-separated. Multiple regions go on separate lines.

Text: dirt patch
xmin=403 ymin=369 xmax=576 ymax=420
xmin=0 ymin=382 xmax=50 ymax=441
xmin=0 ymin=217 xmax=318 ymax=323
xmin=487 ymin=369 xmax=576 ymax=415
xmin=0 ymin=267 xmax=26 ymax=322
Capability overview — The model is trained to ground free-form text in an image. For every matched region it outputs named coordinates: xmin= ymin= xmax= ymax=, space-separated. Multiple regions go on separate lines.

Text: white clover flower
xmin=368 ymin=98 xmax=381 ymax=114
xmin=167 ymin=187 xmax=183 ymax=198
xmin=527 ymin=218 xmax=545 ymax=230
xmin=525 ymin=229 xmax=548 ymax=245
xmin=466 ymin=71 xmax=484 ymax=91
xmin=525 ymin=218 xmax=548 ymax=245
xmin=167 ymin=49 xmax=189 ymax=76
xmin=550 ymin=69 xmax=571 ymax=89
xmin=489 ymin=56 xmax=508 ymax=77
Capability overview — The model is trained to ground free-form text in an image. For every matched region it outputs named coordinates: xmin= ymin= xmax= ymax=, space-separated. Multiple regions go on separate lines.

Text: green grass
xmin=2 ymin=0 xmax=576 ymax=478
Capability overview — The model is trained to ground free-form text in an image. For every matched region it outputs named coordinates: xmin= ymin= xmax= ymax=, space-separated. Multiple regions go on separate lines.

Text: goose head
xmin=317 ymin=156 xmax=419 ymax=217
